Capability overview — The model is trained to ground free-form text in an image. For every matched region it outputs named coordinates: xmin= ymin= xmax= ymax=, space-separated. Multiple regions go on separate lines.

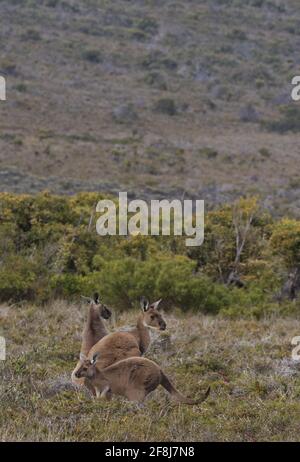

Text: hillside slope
xmin=1 ymin=0 xmax=300 ymax=216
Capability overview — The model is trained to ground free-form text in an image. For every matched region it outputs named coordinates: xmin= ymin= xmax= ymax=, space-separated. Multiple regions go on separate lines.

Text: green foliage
xmin=82 ymin=49 xmax=103 ymax=63
xmin=270 ymin=219 xmax=300 ymax=270
xmin=136 ymin=17 xmax=158 ymax=35
xmin=144 ymin=72 xmax=168 ymax=90
xmin=198 ymin=147 xmax=219 ymax=159
xmin=22 ymin=29 xmax=42 ymax=41
xmin=0 ymin=255 xmax=37 ymax=300
xmin=0 ymin=192 xmax=299 ymax=316
xmin=153 ymin=98 xmax=177 ymax=116
xmin=188 ymin=197 xmax=267 ymax=281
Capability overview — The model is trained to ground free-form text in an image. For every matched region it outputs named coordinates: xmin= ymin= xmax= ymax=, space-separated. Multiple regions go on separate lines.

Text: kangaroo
xmin=71 ymin=293 xmax=112 ymax=387
xmin=75 ymin=354 xmax=211 ymax=405
xmin=87 ymin=298 xmax=166 ymax=370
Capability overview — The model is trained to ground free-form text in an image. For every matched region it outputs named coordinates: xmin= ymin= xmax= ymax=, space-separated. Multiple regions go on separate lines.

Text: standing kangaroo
xmin=75 ymin=354 xmax=211 ymax=405
xmin=71 ymin=293 xmax=112 ymax=386
xmin=87 ymin=298 xmax=166 ymax=370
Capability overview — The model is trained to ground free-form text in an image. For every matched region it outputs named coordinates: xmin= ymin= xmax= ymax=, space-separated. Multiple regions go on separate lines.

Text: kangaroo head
xmin=75 ymin=353 xmax=100 ymax=379
xmin=140 ymin=297 xmax=166 ymax=331
xmin=92 ymin=292 xmax=112 ymax=320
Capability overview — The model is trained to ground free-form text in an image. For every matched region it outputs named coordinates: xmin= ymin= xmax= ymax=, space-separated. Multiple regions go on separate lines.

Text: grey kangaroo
xmin=75 ymin=353 xmax=210 ymax=405
xmin=71 ymin=293 xmax=112 ymax=387
xmin=87 ymin=298 xmax=166 ymax=371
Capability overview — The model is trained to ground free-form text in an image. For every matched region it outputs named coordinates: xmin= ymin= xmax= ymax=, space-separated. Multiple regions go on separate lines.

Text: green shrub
xmin=15 ymin=83 xmax=27 ymax=93
xmin=128 ymin=29 xmax=148 ymax=41
xmin=144 ymin=72 xmax=168 ymax=90
xmin=136 ymin=17 xmax=159 ymax=35
xmin=227 ymin=28 xmax=247 ymax=40
xmin=270 ymin=219 xmax=300 ymax=270
xmin=0 ymin=192 xmax=299 ymax=316
xmin=0 ymin=255 xmax=41 ymax=301
xmin=198 ymin=147 xmax=219 ymax=159
xmin=22 ymin=29 xmax=42 ymax=41
xmin=82 ymin=49 xmax=102 ymax=63
xmin=141 ymin=51 xmax=177 ymax=71
xmin=153 ymin=98 xmax=177 ymax=116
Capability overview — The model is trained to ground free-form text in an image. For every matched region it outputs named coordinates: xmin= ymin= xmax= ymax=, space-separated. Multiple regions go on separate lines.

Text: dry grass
xmin=1 ymin=300 xmax=300 ymax=441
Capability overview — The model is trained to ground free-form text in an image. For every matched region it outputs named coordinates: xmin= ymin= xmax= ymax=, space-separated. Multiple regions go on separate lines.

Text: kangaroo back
xmin=88 ymin=331 xmax=141 ymax=369
xmin=160 ymin=371 xmax=210 ymax=405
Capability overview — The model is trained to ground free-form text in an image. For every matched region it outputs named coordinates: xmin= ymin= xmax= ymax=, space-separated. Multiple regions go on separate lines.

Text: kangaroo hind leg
xmin=126 ymin=387 xmax=147 ymax=403
xmin=101 ymin=385 xmax=112 ymax=400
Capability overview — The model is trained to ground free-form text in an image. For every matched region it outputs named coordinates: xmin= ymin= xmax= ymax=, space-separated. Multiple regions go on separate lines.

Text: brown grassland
xmin=1 ymin=301 xmax=300 ymax=442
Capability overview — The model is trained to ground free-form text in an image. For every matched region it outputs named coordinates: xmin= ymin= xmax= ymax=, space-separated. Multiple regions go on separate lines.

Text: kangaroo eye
xmin=151 ymin=315 xmax=155 ymax=320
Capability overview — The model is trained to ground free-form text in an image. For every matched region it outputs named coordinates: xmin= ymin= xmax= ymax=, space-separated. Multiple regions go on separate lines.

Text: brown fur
xmin=88 ymin=299 xmax=166 ymax=370
xmin=71 ymin=294 xmax=111 ymax=386
xmin=75 ymin=356 xmax=210 ymax=405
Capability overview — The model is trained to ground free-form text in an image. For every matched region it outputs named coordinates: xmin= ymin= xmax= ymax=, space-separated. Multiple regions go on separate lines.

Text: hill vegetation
xmin=1 ymin=0 xmax=300 ymax=216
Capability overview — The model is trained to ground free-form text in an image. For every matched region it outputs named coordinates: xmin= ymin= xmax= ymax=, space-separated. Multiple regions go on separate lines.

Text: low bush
xmin=82 ymin=49 xmax=103 ymax=63
xmin=153 ymin=98 xmax=177 ymax=116
xmin=0 ymin=192 xmax=299 ymax=317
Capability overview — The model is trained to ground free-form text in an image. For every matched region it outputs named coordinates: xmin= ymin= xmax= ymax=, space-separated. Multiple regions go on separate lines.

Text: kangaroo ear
xmin=80 ymin=353 xmax=87 ymax=362
xmin=93 ymin=292 xmax=100 ymax=304
xmin=91 ymin=353 xmax=99 ymax=364
xmin=150 ymin=299 xmax=162 ymax=310
xmin=80 ymin=295 xmax=93 ymax=304
xmin=140 ymin=296 xmax=149 ymax=312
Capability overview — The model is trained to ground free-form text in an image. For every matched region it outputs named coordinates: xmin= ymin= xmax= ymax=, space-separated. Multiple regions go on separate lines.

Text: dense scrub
xmin=1 ymin=192 xmax=300 ymax=317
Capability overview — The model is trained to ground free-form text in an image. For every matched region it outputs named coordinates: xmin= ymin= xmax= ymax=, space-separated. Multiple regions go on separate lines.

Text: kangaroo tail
xmin=160 ymin=371 xmax=210 ymax=405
